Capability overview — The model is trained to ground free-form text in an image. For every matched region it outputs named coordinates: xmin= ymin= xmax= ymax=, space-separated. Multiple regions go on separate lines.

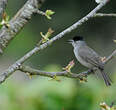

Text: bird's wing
xmin=78 ymin=46 xmax=103 ymax=68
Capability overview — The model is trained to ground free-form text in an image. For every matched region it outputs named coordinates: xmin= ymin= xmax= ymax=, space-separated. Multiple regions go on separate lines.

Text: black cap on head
xmin=73 ymin=36 xmax=83 ymax=41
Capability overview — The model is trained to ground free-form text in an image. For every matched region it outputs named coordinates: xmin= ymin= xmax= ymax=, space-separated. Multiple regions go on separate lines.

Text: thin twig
xmin=103 ymin=50 xmax=116 ymax=64
xmin=36 ymin=10 xmax=46 ymax=16
xmin=0 ymin=0 xmax=110 ymax=84
xmin=95 ymin=13 xmax=116 ymax=17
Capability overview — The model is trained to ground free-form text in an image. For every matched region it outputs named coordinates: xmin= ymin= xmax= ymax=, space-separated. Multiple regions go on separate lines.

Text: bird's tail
xmin=100 ymin=69 xmax=112 ymax=86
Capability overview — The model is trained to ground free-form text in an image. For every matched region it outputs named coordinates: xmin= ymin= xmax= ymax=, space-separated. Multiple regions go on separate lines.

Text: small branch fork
xmin=0 ymin=0 xmax=116 ymax=84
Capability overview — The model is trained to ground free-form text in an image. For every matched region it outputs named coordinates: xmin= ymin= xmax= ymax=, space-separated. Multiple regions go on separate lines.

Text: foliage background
xmin=0 ymin=0 xmax=116 ymax=110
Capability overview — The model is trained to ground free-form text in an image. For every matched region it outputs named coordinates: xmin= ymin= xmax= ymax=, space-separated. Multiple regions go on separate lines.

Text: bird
xmin=68 ymin=36 xmax=112 ymax=86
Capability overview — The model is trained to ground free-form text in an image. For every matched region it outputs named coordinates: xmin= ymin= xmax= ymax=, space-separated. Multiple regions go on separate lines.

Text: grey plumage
xmin=69 ymin=36 xmax=112 ymax=86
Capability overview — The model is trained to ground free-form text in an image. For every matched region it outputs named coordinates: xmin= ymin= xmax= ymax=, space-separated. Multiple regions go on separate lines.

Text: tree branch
xmin=0 ymin=0 xmax=45 ymax=54
xmin=94 ymin=13 xmax=116 ymax=17
xmin=0 ymin=0 xmax=8 ymax=17
xmin=0 ymin=0 xmax=111 ymax=84
xmin=103 ymin=49 xmax=116 ymax=64
xmin=19 ymin=65 xmax=90 ymax=79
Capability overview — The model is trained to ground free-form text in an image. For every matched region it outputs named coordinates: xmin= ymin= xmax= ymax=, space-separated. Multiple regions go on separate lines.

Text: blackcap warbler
xmin=68 ymin=36 xmax=112 ymax=86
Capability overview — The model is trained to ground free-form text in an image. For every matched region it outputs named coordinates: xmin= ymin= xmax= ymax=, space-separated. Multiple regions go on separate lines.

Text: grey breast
xmin=74 ymin=45 xmax=104 ymax=69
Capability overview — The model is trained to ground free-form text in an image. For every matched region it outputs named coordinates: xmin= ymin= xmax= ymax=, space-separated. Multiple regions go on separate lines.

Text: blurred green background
xmin=0 ymin=0 xmax=116 ymax=110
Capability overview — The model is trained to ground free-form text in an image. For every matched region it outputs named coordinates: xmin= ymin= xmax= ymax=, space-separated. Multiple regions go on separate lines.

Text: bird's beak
xmin=67 ymin=40 xmax=73 ymax=44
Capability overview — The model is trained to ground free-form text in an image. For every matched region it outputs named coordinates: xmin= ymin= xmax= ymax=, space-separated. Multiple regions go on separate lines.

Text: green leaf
xmin=45 ymin=10 xmax=55 ymax=19
xmin=40 ymin=28 xmax=54 ymax=43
